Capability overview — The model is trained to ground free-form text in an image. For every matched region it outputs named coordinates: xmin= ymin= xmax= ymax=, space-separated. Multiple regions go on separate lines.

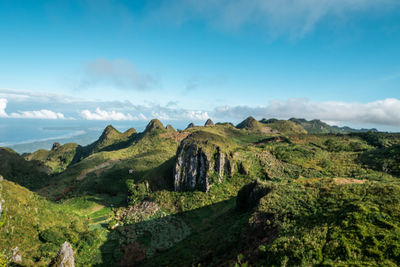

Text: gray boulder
xmin=50 ymin=241 xmax=75 ymax=267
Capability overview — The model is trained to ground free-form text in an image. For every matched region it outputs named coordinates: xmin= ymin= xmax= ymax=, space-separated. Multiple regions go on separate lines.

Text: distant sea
xmin=0 ymin=119 xmax=189 ymax=154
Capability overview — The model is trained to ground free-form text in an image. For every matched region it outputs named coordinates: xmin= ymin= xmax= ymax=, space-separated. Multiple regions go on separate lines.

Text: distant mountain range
xmin=8 ymin=117 xmax=378 ymax=154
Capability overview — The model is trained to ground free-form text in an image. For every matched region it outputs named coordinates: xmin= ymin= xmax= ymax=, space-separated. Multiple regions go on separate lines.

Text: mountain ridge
xmin=0 ymin=117 xmax=399 ymax=266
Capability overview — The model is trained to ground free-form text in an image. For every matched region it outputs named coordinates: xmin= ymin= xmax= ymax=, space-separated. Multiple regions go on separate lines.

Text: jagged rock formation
xmin=204 ymin=119 xmax=214 ymax=126
xmin=145 ymin=119 xmax=165 ymax=133
xmin=52 ymin=142 xmax=61 ymax=150
xmin=173 ymin=134 xmax=234 ymax=192
xmin=186 ymin=122 xmax=195 ymax=130
xmin=50 ymin=241 xmax=75 ymax=267
xmin=215 ymin=147 xmax=232 ymax=183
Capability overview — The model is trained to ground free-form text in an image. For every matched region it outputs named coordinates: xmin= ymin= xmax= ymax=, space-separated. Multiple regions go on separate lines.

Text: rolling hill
xmin=1 ymin=117 xmax=399 ymax=266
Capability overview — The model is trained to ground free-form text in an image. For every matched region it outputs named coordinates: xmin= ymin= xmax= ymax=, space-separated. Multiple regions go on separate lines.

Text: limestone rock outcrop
xmin=173 ymin=137 xmax=233 ymax=192
xmin=204 ymin=119 xmax=214 ymax=126
xmin=50 ymin=241 xmax=75 ymax=267
xmin=52 ymin=142 xmax=60 ymax=150
xmin=185 ymin=123 xmax=195 ymax=130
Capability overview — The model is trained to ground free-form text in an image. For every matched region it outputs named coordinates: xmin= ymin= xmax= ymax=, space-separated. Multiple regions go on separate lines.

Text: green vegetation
xmin=289 ymin=118 xmax=378 ymax=134
xmin=24 ymin=143 xmax=79 ymax=173
xmin=1 ymin=118 xmax=400 ymax=266
xmin=0 ymin=180 xmax=103 ymax=266
xmin=0 ymin=148 xmax=49 ymax=190
xmin=260 ymin=118 xmax=307 ymax=134
xmin=241 ymin=178 xmax=400 ymax=266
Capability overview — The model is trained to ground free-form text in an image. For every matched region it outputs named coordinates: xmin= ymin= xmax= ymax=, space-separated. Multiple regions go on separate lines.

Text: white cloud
xmin=0 ymin=88 xmax=81 ymax=103
xmin=213 ymin=98 xmax=400 ymax=126
xmin=0 ymin=98 xmax=7 ymax=117
xmin=184 ymin=110 xmax=210 ymax=121
xmin=10 ymin=110 xmax=65 ymax=119
xmin=0 ymin=97 xmax=67 ymax=119
xmin=81 ymin=107 xmax=139 ymax=121
xmin=79 ymin=58 xmax=159 ymax=91
xmin=151 ymin=111 xmax=171 ymax=120
xmin=155 ymin=0 xmax=398 ymax=38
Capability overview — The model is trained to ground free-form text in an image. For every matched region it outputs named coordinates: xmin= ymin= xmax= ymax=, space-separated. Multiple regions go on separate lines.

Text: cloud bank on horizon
xmin=0 ymin=98 xmax=66 ymax=120
xmin=1 ymin=89 xmax=400 ymax=130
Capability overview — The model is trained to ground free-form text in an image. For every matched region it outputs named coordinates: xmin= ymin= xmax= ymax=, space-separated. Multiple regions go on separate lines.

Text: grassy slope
xmin=0 ymin=180 xmax=104 ymax=266
xmin=241 ymin=178 xmax=400 ymax=266
xmin=24 ymin=143 xmax=79 ymax=173
xmin=0 ymin=148 xmax=50 ymax=190
xmin=3 ymin=119 xmax=400 ymax=266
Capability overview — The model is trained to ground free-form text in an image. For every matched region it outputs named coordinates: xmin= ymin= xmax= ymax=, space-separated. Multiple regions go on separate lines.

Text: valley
xmin=1 ymin=117 xmax=400 ymax=266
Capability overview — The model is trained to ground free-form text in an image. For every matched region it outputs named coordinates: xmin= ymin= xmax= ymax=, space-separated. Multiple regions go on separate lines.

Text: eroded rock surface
xmin=50 ymin=241 xmax=75 ymax=267
xmin=204 ymin=119 xmax=214 ymax=126
xmin=174 ymin=139 xmax=233 ymax=192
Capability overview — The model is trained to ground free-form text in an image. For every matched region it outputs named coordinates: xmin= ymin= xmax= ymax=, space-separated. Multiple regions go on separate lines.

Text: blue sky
xmin=1 ymin=0 xmax=400 ymax=130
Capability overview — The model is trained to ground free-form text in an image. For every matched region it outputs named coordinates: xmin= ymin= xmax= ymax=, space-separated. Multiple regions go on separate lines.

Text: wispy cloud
xmin=184 ymin=75 xmax=226 ymax=92
xmin=0 ymin=88 xmax=81 ymax=103
xmin=80 ymin=107 xmax=145 ymax=121
xmin=0 ymin=97 xmax=67 ymax=119
xmin=78 ymin=58 xmax=159 ymax=91
xmin=153 ymin=0 xmax=398 ymax=38
xmin=213 ymin=98 xmax=400 ymax=126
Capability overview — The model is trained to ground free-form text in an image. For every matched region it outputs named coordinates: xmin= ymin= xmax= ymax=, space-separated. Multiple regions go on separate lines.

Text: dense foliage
xmin=0 ymin=118 xmax=399 ymax=266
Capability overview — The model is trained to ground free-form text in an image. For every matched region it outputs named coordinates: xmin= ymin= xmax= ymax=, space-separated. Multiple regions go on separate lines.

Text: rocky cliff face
xmin=173 ymin=139 xmax=233 ymax=192
xmin=50 ymin=242 xmax=75 ymax=267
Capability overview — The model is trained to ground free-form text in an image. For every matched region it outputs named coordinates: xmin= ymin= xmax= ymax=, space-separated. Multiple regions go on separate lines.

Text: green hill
xmin=0 ymin=148 xmax=50 ymax=190
xmin=1 ymin=118 xmax=400 ymax=266
xmin=0 ymin=179 xmax=103 ymax=266
xmin=289 ymin=118 xmax=378 ymax=134
xmin=24 ymin=143 xmax=79 ymax=173
xmin=260 ymin=118 xmax=307 ymax=134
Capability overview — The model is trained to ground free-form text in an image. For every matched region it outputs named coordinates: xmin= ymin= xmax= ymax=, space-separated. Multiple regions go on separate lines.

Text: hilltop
xmin=0 ymin=117 xmax=399 ymax=266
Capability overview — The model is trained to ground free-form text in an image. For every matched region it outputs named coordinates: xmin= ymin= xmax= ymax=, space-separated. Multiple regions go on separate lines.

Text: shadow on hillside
xmin=45 ymin=153 xmax=177 ymax=207
xmin=94 ymin=197 xmax=252 ymax=267
xmin=70 ymin=133 xmax=144 ymax=166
